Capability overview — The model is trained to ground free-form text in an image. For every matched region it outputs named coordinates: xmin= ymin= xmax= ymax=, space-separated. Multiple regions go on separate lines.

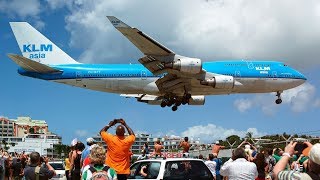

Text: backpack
xmin=89 ymin=166 xmax=112 ymax=180
xmin=34 ymin=166 xmax=49 ymax=180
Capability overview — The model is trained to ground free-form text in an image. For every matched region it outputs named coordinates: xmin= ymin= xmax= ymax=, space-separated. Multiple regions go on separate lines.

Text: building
xmin=0 ymin=116 xmax=48 ymax=137
xmin=1 ymin=133 xmax=62 ymax=157
xmin=0 ymin=116 xmax=61 ymax=157
xmin=12 ymin=116 xmax=49 ymax=137
xmin=0 ymin=117 xmax=14 ymax=136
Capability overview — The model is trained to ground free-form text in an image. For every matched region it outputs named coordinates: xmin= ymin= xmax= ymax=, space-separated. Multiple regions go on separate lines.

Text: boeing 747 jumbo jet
xmin=8 ymin=16 xmax=306 ymax=111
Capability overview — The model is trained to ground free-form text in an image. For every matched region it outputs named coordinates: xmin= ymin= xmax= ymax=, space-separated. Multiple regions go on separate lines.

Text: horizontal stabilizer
xmin=7 ymin=54 xmax=61 ymax=73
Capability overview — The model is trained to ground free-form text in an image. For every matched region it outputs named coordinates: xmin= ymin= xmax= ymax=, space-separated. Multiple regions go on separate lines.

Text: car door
xmin=128 ymin=161 xmax=161 ymax=179
xmin=163 ymin=160 xmax=213 ymax=180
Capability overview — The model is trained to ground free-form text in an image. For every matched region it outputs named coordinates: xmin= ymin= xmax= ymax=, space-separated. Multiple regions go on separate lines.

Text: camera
xmin=294 ymin=142 xmax=308 ymax=156
xmin=40 ymin=156 xmax=46 ymax=163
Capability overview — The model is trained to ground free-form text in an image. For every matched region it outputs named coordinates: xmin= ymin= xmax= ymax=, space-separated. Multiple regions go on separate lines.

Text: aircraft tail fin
xmin=9 ymin=22 xmax=79 ymax=65
xmin=8 ymin=54 xmax=62 ymax=73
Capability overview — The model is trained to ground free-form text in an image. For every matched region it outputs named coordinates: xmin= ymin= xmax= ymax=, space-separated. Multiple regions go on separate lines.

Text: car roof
xmin=135 ymin=158 xmax=203 ymax=163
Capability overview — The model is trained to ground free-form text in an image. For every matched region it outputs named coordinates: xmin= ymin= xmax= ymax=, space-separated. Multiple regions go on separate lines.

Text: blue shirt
xmin=81 ymin=147 xmax=90 ymax=161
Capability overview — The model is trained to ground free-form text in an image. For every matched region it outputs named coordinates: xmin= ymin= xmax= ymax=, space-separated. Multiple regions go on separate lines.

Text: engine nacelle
xmin=188 ymin=95 xmax=205 ymax=105
xmin=200 ymin=75 xmax=235 ymax=89
xmin=166 ymin=57 xmax=202 ymax=74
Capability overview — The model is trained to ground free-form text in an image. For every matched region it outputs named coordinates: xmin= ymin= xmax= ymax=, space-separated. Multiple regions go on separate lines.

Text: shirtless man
xmin=212 ymin=141 xmax=225 ymax=156
xmin=154 ymin=140 xmax=163 ymax=157
xmin=179 ymin=137 xmax=190 ymax=157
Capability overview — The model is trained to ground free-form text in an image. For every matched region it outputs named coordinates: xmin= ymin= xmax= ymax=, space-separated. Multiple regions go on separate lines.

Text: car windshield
xmin=49 ymin=163 xmax=64 ymax=170
xmin=163 ymin=160 xmax=213 ymax=180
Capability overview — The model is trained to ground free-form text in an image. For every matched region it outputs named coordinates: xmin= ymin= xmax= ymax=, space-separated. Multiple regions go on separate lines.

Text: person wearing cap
xmin=212 ymin=141 xmax=225 ymax=157
xmin=100 ymin=118 xmax=135 ymax=180
xmin=273 ymin=142 xmax=320 ymax=180
xmin=81 ymin=137 xmax=97 ymax=169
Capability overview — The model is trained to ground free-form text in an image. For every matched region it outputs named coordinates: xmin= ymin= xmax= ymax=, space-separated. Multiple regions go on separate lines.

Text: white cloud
xmin=74 ymin=129 xmax=89 ymax=137
xmin=234 ymin=98 xmax=252 ymax=113
xmin=180 ymin=124 xmax=265 ymax=143
xmin=0 ymin=0 xmax=41 ymax=18
xmin=314 ymin=98 xmax=320 ymax=107
xmin=282 ymin=83 xmax=316 ymax=112
xmin=0 ymin=0 xmax=44 ymax=29
xmin=51 ymin=0 xmax=320 ymax=68
xmin=233 ymin=83 xmax=318 ymax=114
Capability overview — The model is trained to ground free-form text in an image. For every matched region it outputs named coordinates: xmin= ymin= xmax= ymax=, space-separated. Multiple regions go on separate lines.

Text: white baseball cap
xmin=215 ymin=141 xmax=220 ymax=144
xmin=71 ymin=138 xmax=78 ymax=146
xmin=309 ymin=143 xmax=320 ymax=165
xmin=86 ymin=137 xmax=95 ymax=144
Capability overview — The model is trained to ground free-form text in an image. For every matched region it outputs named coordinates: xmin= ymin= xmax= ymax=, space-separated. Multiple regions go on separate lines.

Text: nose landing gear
xmin=275 ymin=91 xmax=282 ymax=104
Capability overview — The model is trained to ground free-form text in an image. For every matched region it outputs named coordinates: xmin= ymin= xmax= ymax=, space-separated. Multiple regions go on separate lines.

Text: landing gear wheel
xmin=167 ymin=101 xmax=173 ymax=107
xmin=275 ymin=99 xmax=282 ymax=104
xmin=160 ymin=101 xmax=167 ymax=108
xmin=172 ymin=105 xmax=178 ymax=111
xmin=175 ymin=101 xmax=182 ymax=106
xmin=275 ymin=91 xmax=283 ymax=105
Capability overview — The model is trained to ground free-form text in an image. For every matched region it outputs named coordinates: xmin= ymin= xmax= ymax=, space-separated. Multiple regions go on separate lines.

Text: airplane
xmin=8 ymin=16 xmax=307 ymax=111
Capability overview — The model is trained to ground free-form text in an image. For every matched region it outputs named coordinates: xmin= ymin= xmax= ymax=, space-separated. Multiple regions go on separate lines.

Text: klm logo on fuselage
xmin=22 ymin=44 xmax=52 ymax=59
xmin=255 ymin=67 xmax=270 ymax=71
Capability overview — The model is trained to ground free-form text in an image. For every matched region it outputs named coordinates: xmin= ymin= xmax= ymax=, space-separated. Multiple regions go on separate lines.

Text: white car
xmin=49 ymin=161 xmax=67 ymax=180
xmin=128 ymin=158 xmax=214 ymax=180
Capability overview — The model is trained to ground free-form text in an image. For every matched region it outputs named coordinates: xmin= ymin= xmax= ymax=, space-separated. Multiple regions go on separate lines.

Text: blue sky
xmin=1 ymin=0 xmax=320 ymax=144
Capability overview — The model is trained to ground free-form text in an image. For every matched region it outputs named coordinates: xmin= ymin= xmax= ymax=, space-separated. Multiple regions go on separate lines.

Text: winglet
xmin=107 ymin=16 xmax=131 ymax=28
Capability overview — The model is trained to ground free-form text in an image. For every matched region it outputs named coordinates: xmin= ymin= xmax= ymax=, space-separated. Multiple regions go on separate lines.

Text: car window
xmin=129 ymin=161 xmax=161 ymax=179
xmin=163 ymin=160 xmax=213 ymax=180
xmin=129 ymin=162 xmax=141 ymax=179
xmin=49 ymin=163 xmax=64 ymax=170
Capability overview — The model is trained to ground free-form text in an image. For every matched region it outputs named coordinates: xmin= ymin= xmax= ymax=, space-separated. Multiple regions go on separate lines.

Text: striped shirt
xmin=278 ymin=171 xmax=312 ymax=180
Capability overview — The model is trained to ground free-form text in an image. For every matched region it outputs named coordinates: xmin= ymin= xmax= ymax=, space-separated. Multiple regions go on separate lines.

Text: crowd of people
xmin=198 ymin=140 xmax=320 ymax=180
xmin=0 ymin=119 xmax=319 ymax=180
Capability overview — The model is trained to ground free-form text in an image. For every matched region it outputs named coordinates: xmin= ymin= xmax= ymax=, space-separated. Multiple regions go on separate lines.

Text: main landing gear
xmin=275 ymin=91 xmax=282 ymax=104
xmin=160 ymin=93 xmax=192 ymax=111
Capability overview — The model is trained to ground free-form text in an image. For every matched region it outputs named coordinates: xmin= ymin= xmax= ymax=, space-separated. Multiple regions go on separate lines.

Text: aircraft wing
xmin=8 ymin=54 xmax=61 ymax=73
xmin=108 ymin=16 xmax=208 ymax=94
xmin=107 ymin=16 xmax=174 ymax=56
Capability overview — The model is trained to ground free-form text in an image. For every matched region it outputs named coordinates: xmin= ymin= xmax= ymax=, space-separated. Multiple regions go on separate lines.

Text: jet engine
xmin=165 ymin=57 xmax=202 ymax=74
xmin=200 ymin=75 xmax=235 ymax=89
xmin=188 ymin=95 xmax=205 ymax=105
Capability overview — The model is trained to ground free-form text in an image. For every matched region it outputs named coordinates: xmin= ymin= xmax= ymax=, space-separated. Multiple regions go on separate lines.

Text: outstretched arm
xmin=273 ymin=141 xmax=297 ymax=179
xmin=120 ymin=119 xmax=135 ymax=136
xmin=100 ymin=120 xmax=116 ymax=134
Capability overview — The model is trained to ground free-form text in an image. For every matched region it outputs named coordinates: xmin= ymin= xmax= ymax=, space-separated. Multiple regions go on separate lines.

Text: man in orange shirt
xmin=100 ymin=118 xmax=135 ymax=180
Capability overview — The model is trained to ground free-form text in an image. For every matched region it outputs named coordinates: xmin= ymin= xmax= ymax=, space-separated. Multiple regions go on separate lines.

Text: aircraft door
xmin=272 ymin=71 xmax=278 ymax=78
xmin=235 ymin=71 xmax=241 ymax=78
xmin=76 ymin=71 xmax=82 ymax=86
xmin=141 ymin=70 xmax=147 ymax=80
xmin=76 ymin=71 xmax=82 ymax=80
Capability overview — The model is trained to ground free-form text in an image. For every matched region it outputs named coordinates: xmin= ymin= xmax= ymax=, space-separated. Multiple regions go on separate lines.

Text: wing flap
xmin=120 ymin=94 xmax=159 ymax=101
xmin=7 ymin=54 xmax=61 ymax=73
